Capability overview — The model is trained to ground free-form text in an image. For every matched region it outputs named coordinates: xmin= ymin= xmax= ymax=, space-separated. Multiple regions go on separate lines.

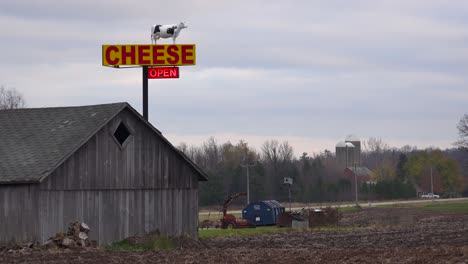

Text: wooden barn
xmin=344 ymin=166 xmax=374 ymax=184
xmin=0 ymin=102 xmax=208 ymax=245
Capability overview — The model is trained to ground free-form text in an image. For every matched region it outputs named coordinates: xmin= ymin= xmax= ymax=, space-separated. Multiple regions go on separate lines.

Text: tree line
xmin=2 ymin=86 xmax=467 ymax=206
xmin=178 ymin=136 xmax=468 ymax=207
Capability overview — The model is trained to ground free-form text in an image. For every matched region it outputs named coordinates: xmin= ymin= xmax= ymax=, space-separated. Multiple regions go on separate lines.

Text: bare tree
xmin=0 ymin=86 xmax=25 ymax=109
xmin=261 ymin=140 xmax=279 ymax=163
xmin=363 ymin=137 xmax=389 ymax=153
xmin=362 ymin=137 xmax=393 ymax=172
xmin=177 ymin=142 xmax=188 ymax=152
xmin=455 ymin=114 xmax=468 ymax=149
xmin=278 ymin=141 xmax=294 ymax=162
xmin=202 ymin=137 xmax=220 ymax=170
xmin=261 ymin=140 xmax=294 ymax=163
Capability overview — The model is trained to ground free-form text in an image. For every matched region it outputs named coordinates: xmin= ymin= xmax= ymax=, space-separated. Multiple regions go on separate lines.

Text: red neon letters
xmin=148 ymin=67 xmax=179 ymax=79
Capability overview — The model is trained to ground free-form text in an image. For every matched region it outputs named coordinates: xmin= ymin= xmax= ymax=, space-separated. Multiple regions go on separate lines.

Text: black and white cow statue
xmin=151 ymin=22 xmax=187 ymax=44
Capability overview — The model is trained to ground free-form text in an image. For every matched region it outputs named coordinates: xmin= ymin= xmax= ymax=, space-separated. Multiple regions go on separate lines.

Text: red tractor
xmin=220 ymin=192 xmax=254 ymax=229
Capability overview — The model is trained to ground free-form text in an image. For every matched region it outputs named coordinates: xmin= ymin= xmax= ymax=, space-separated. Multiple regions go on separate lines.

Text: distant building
xmin=335 ymin=141 xmax=355 ymax=169
xmin=345 ymin=134 xmax=361 ymax=166
xmin=344 ymin=167 xmax=374 ymax=184
xmin=336 ymin=135 xmax=373 ymax=183
xmin=336 ymin=134 xmax=362 ymax=168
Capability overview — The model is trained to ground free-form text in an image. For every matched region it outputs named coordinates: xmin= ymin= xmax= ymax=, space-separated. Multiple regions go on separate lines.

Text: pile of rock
xmin=44 ymin=222 xmax=94 ymax=248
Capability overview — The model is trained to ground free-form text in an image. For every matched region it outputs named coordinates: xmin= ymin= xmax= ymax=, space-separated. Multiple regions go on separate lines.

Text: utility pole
xmin=284 ymin=177 xmax=293 ymax=212
xmin=354 ymin=163 xmax=358 ymax=205
xmin=430 ymin=166 xmax=433 ymax=194
xmin=241 ymin=158 xmax=256 ymax=205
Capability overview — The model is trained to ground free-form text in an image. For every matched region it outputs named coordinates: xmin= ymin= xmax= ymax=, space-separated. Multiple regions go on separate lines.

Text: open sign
xmin=148 ymin=67 xmax=179 ymax=79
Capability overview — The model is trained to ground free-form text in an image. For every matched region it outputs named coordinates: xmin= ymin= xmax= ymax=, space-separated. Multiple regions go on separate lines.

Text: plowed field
xmin=2 ymin=207 xmax=468 ymax=263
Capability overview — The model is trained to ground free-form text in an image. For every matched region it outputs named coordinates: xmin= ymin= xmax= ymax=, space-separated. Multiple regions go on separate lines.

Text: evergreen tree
xmin=396 ymin=153 xmax=408 ymax=182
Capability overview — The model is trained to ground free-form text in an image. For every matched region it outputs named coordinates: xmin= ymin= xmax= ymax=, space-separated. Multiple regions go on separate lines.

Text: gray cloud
xmin=0 ymin=0 xmax=467 ymax=155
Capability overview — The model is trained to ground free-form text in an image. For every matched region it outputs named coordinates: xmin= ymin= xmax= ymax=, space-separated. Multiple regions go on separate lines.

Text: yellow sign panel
xmin=102 ymin=44 xmax=196 ymax=67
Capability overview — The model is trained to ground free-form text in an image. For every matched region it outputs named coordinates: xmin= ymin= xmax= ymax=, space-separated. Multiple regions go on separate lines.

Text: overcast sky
xmin=1 ymin=1 xmax=467 ymax=156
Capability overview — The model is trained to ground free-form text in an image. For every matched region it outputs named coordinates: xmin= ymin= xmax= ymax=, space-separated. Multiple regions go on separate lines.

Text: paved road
xmin=200 ymin=197 xmax=468 ymax=215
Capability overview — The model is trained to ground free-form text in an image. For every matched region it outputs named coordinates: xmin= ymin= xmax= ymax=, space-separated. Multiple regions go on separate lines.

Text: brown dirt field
xmin=2 ymin=207 xmax=468 ymax=263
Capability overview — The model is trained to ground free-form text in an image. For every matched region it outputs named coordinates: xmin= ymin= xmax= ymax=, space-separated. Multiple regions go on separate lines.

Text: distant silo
xmin=345 ymin=134 xmax=361 ymax=166
xmin=336 ymin=141 xmax=355 ymax=169
xmin=336 ymin=141 xmax=346 ymax=168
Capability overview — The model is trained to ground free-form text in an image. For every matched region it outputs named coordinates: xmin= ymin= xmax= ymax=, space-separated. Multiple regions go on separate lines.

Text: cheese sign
xmin=148 ymin=67 xmax=179 ymax=79
xmin=102 ymin=44 xmax=196 ymax=67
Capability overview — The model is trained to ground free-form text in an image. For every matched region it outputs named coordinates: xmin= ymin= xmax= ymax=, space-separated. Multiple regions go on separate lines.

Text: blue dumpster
xmin=242 ymin=200 xmax=285 ymax=226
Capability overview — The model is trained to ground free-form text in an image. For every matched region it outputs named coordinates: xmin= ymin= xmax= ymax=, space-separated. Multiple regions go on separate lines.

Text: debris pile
xmin=277 ymin=210 xmax=307 ymax=228
xmin=0 ymin=242 xmax=36 ymax=254
xmin=309 ymin=207 xmax=342 ymax=227
xmin=45 ymin=222 xmax=94 ymax=248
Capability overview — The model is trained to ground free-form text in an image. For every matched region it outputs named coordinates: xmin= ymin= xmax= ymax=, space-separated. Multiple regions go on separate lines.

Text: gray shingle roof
xmin=0 ymin=103 xmax=127 ymax=183
xmin=346 ymin=166 xmax=373 ymax=177
xmin=0 ymin=102 xmax=208 ymax=184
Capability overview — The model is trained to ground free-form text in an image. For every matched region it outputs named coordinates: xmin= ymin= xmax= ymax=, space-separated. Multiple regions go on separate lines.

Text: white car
xmin=421 ymin=193 xmax=440 ymax=199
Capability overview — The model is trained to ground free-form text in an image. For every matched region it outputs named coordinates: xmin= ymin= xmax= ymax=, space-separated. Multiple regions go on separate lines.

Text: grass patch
xmin=337 ymin=205 xmax=362 ymax=213
xmin=421 ymin=202 xmax=468 ymax=212
xmin=107 ymin=240 xmax=152 ymax=251
xmin=199 ymin=226 xmax=289 ymax=238
xmin=199 ymin=225 xmax=357 ymax=239
xmin=152 ymin=236 xmax=176 ymax=250
xmin=378 ymin=201 xmax=468 ymax=212
xmin=377 ymin=203 xmax=417 ymax=209
xmin=107 ymin=236 xmax=175 ymax=251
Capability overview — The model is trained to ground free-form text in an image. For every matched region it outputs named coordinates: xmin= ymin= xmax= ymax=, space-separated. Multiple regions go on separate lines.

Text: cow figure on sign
xmin=151 ymin=22 xmax=187 ymax=44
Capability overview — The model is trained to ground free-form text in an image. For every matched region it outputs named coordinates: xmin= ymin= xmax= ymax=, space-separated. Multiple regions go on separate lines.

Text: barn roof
xmin=0 ymin=102 xmax=208 ymax=184
xmin=344 ymin=166 xmax=373 ymax=177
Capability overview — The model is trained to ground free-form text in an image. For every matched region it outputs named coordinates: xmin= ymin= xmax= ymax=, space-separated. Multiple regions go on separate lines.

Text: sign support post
xmin=142 ymin=66 xmax=149 ymax=121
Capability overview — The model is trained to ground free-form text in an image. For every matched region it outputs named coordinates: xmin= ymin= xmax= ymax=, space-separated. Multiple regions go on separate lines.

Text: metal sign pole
xmin=246 ymin=166 xmax=250 ymax=205
xmin=142 ymin=66 xmax=148 ymax=120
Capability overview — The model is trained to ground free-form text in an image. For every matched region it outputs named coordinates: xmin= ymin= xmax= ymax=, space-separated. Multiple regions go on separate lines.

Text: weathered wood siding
xmin=0 ymin=185 xmax=39 ymax=243
xmin=38 ymin=189 xmax=198 ymax=245
xmin=41 ymin=108 xmax=199 ymax=190
xmin=36 ymin=108 xmax=201 ymax=244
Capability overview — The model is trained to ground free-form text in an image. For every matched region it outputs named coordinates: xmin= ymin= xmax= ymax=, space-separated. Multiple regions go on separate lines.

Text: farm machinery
xmin=220 ymin=192 xmax=254 ymax=229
